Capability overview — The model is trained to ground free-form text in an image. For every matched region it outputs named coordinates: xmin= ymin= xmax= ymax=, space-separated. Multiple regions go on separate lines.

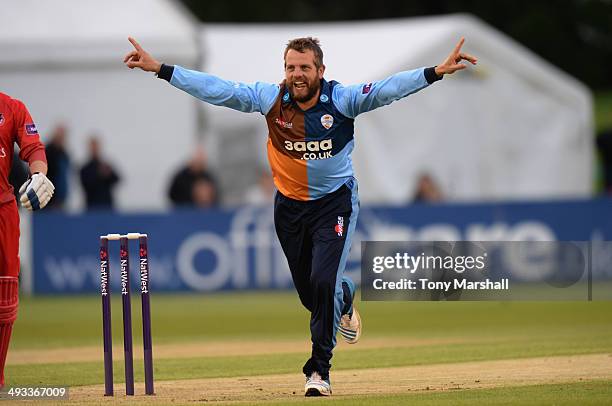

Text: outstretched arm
xmin=124 ymin=37 xmax=279 ymax=114
xmin=333 ymin=37 xmax=477 ymax=118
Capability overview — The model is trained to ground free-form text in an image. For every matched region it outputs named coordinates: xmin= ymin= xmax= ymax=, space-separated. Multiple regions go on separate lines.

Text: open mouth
xmin=293 ymin=81 xmax=307 ymax=90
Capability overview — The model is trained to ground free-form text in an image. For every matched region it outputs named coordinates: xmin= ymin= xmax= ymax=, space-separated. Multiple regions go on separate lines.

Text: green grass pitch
xmin=8 ymin=292 xmax=612 ymax=404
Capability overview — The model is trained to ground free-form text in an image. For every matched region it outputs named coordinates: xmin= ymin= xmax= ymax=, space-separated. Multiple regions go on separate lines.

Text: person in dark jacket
xmin=8 ymin=151 xmax=29 ymax=202
xmin=79 ymin=136 xmax=120 ymax=210
xmin=45 ymin=124 xmax=70 ymax=209
xmin=168 ymin=146 xmax=219 ymax=207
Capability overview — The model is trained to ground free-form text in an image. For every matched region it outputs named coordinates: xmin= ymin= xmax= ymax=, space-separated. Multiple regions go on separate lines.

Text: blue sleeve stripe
xmin=157 ymin=64 xmax=174 ymax=81
xmin=424 ymin=66 xmax=443 ymax=84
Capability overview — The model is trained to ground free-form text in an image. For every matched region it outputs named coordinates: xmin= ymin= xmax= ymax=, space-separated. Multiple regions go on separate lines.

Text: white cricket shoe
xmin=304 ymin=372 xmax=332 ymax=396
xmin=338 ymin=307 xmax=361 ymax=344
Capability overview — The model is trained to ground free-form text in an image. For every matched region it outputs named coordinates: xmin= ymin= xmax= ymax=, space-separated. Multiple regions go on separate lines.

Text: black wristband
xmin=424 ymin=66 xmax=443 ymax=84
xmin=157 ymin=64 xmax=174 ymax=82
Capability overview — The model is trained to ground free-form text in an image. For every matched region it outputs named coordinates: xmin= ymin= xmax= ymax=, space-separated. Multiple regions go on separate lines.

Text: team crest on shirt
xmin=335 ymin=216 xmax=344 ymax=237
xmin=0 ymin=113 xmax=4 ymax=126
xmin=320 ymin=114 xmax=334 ymax=130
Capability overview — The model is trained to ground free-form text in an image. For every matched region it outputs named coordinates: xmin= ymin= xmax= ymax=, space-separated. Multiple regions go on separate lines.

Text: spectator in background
xmin=45 ymin=124 xmax=70 ymax=209
xmin=597 ymin=128 xmax=612 ymax=195
xmin=413 ymin=173 xmax=444 ymax=203
xmin=244 ymin=169 xmax=276 ymax=205
xmin=8 ymin=151 xmax=29 ymax=203
xmin=192 ymin=178 xmax=217 ymax=208
xmin=79 ymin=137 xmax=120 ymax=210
xmin=168 ymin=146 xmax=219 ymax=207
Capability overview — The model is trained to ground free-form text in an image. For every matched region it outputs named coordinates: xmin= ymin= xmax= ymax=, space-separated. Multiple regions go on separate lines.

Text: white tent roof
xmin=0 ymin=0 xmax=199 ymax=67
xmin=203 ymin=17 xmax=452 ymax=85
xmin=0 ymin=9 xmax=593 ymax=206
xmin=198 ymin=15 xmax=593 ymax=203
xmin=202 ymin=15 xmax=588 ymax=110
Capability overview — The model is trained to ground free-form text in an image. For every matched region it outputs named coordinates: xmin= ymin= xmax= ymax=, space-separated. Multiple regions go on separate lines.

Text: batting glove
xmin=19 ymin=172 xmax=55 ymax=211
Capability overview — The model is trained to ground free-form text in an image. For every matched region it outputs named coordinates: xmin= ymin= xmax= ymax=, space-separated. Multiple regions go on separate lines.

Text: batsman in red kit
xmin=0 ymin=92 xmax=55 ymax=387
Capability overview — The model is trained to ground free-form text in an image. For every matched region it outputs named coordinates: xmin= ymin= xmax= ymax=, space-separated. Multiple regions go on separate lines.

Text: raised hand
xmin=435 ymin=37 xmax=477 ymax=77
xmin=123 ymin=37 xmax=162 ymax=73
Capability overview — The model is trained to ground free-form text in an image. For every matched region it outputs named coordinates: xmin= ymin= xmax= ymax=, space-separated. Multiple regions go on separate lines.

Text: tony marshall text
xmin=372 ymin=278 xmax=509 ymax=291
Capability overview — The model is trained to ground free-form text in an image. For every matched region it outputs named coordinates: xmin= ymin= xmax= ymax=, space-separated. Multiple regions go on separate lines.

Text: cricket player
xmin=125 ymin=36 xmax=476 ymax=396
xmin=0 ymin=92 xmax=55 ymax=387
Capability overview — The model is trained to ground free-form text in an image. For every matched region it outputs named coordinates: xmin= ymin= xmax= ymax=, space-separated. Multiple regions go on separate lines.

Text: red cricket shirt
xmin=0 ymin=92 xmax=46 ymax=205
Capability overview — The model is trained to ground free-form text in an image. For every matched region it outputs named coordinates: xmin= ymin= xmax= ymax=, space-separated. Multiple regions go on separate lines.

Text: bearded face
xmin=287 ymin=74 xmax=320 ymax=102
xmin=284 ymin=49 xmax=324 ymax=105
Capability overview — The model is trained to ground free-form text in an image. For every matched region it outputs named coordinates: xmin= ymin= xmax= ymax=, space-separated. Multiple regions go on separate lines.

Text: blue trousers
xmin=274 ymin=179 xmax=359 ymax=379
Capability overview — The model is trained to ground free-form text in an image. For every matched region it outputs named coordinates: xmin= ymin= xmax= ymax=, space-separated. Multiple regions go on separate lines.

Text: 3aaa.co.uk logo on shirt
xmin=284 ymin=139 xmax=333 ymax=160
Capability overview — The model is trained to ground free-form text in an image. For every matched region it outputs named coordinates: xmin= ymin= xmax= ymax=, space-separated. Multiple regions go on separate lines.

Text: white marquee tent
xmin=0 ymin=0 xmax=200 ymax=211
xmin=0 ymin=6 xmax=594 ymax=208
xmin=198 ymin=15 xmax=593 ymax=204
